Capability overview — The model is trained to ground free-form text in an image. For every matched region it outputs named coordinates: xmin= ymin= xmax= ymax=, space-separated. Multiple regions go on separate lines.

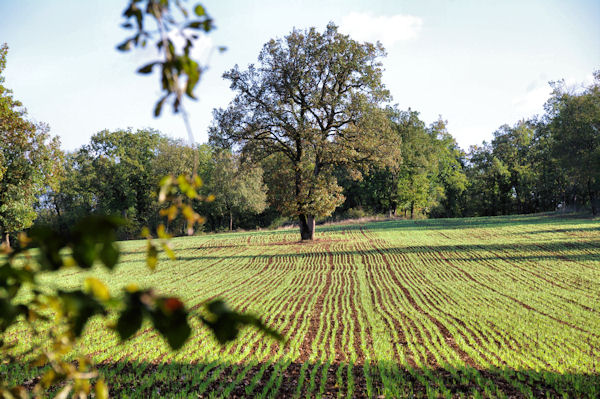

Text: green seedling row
xmin=2 ymin=214 xmax=599 ymax=397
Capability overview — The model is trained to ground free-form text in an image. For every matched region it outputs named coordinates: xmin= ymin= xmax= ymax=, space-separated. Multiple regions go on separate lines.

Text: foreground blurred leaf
xmin=200 ymin=300 xmax=284 ymax=344
xmin=95 ymin=379 xmax=108 ymax=399
xmin=59 ymin=290 xmax=105 ymax=337
xmin=29 ymin=226 xmax=65 ymax=270
xmin=116 ymin=291 xmax=143 ymax=341
xmin=99 ymin=241 xmax=120 ymax=270
xmin=146 ymin=242 xmax=158 ymax=270
xmin=0 ymin=298 xmax=22 ymax=332
xmin=151 ymin=297 xmax=190 ymax=350
xmin=84 ymin=278 xmax=110 ymax=301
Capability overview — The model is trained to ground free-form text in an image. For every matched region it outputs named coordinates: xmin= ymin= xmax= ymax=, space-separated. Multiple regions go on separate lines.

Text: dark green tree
xmin=0 ymin=44 xmax=63 ymax=248
xmin=203 ymin=150 xmax=267 ymax=231
xmin=391 ymin=109 xmax=437 ymax=218
xmin=465 ymin=143 xmax=511 ymax=216
xmin=546 ymin=72 xmax=600 ymax=214
xmin=428 ymin=118 xmax=468 ymax=218
xmin=528 ymin=118 xmax=567 ymax=212
xmin=490 ymin=121 xmax=535 ymax=214
xmin=83 ymin=129 xmax=162 ymax=237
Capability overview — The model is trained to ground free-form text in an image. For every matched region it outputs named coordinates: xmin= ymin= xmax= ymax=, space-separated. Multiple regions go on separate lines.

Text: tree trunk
xmin=388 ymin=203 xmax=397 ymax=218
xmin=588 ymin=178 xmax=598 ymax=216
xmin=410 ymin=201 xmax=415 ymax=219
xmin=2 ymin=232 xmax=9 ymax=250
xmin=299 ymin=214 xmax=315 ymax=240
xmin=229 ymin=211 xmax=233 ymax=231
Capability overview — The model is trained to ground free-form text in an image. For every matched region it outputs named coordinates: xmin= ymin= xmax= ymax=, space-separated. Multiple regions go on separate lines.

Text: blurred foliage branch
xmin=117 ymin=0 xmax=225 ymax=177
xmin=0 ymin=2 xmax=281 ymax=398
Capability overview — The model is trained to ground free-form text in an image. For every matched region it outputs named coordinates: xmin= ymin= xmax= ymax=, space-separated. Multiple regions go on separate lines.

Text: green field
xmin=4 ymin=214 xmax=600 ymax=398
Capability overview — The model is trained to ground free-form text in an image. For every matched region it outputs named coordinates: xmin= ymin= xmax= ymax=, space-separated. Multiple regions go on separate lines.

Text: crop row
xmin=2 ymin=215 xmax=599 ymax=397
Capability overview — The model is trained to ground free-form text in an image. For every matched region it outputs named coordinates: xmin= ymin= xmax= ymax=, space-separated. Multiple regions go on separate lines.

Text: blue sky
xmin=1 ymin=0 xmax=599 ymax=151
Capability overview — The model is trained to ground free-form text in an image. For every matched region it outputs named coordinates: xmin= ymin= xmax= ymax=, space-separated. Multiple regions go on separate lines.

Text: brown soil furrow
xmin=483 ymin=246 xmax=599 ymax=308
xmin=534 ymin=242 xmax=598 ymax=271
xmin=356 ymin=239 xmax=425 ymax=367
xmin=346 ymin=267 xmax=366 ymax=364
xmin=439 ymin=250 xmax=600 ymax=338
xmin=370 ymin=243 xmax=479 ymax=369
xmin=298 ymin=265 xmax=331 ymax=362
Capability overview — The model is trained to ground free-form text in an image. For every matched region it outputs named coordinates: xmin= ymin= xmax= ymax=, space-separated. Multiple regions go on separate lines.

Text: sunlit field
xmin=4 ymin=214 xmax=600 ymax=398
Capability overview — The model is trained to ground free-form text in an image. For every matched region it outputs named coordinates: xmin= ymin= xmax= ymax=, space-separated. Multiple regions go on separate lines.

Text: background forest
xmin=22 ymin=69 xmax=599 ymax=241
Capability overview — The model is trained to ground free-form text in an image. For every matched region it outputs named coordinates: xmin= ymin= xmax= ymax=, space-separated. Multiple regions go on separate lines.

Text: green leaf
xmin=72 ymin=237 xmax=96 ymax=269
xmin=137 ymin=62 xmax=157 ymax=74
xmin=185 ymin=21 xmax=203 ymax=30
xmin=200 ymin=300 xmax=284 ymax=345
xmin=162 ymin=243 xmax=176 ymax=260
xmin=116 ymin=304 xmax=143 ymax=341
xmin=0 ymin=263 xmax=34 ymax=300
xmin=185 ymin=63 xmax=200 ymax=99
xmin=59 ymin=290 xmax=105 ymax=337
xmin=29 ymin=226 xmax=65 ymax=270
xmin=68 ymin=215 xmax=124 ymax=269
xmin=147 ymin=242 xmax=158 ymax=270
xmin=99 ymin=241 xmax=120 ymax=270
xmin=194 ymin=4 xmax=206 ymax=16
xmin=73 ymin=215 xmax=124 ymax=242
xmin=151 ymin=298 xmax=190 ymax=350
xmin=116 ymin=39 xmax=133 ymax=52
xmin=95 ymin=379 xmax=109 ymax=399
xmin=0 ymin=298 xmax=21 ymax=332
xmin=84 ymin=277 xmax=110 ymax=301
xmin=154 ymin=95 xmax=168 ymax=117
xmin=133 ymin=9 xmax=143 ymax=30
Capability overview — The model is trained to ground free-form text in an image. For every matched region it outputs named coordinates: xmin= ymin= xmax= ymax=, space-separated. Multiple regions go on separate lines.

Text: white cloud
xmin=512 ymin=83 xmax=552 ymax=117
xmin=512 ymin=74 xmax=595 ymax=117
xmin=339 ymin=12 xmax=423 ymax=48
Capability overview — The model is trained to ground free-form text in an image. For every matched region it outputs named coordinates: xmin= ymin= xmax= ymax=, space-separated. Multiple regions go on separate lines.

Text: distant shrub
xmin=268 ymin=217 xmax=291 ymax=230
xmin=346 ymin=207 xmax=368 ymax=220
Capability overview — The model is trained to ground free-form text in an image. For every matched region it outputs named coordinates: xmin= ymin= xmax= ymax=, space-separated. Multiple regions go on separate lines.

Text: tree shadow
xmin=318 ymin=213 xmax=598 ymax=233
xmin=173 ymin=240 xmax=600 ymax=264
xmin=525 ymin=226 xmax=600 ymax=235
xmin=15 ymin=360 xmax=599 ymax=398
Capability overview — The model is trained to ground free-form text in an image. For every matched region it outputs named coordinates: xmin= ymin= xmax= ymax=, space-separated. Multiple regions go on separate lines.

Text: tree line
xmin=2 ymin=26 xmax=599 ymax=246
xmin=32 ymin=69 xmax=599 ymax=242
xmin=340 ymin=71 xmax=599 ymax=220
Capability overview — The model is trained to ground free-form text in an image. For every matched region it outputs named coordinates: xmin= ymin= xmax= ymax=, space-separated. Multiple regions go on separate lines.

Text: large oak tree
xmin=211 ymin=24 xmax=397 ymax=240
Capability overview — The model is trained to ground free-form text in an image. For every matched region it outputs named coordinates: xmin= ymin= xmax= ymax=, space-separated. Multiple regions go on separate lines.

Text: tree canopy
xmin=546 ymin=73 xmax=600 ymax=215
xmin=0 ymin=44 xmax=62 ymax=248
xmin=202 ymin=149 xmax=267 ymax=231
xmin=211 ymin=23 xmax=398 ymax=240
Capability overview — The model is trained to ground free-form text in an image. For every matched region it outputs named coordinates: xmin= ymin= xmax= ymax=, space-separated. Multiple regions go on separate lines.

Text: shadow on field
xmin=119 ymin=214 xmax=599 ymax=255
xmin=525 ymin=226 xmax=600 ymax=234
xmin=25 ymin=359 xmax=594 ymax=398
xmin=318 ymin=213 xmax=599 ymax=233
xmin=175 ymin=240 xmax=600 ymax=264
